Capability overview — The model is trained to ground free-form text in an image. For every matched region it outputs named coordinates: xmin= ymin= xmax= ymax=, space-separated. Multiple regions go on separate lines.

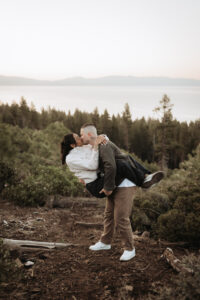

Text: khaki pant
xmin=100 ymin=186 xmax=136 ymax=250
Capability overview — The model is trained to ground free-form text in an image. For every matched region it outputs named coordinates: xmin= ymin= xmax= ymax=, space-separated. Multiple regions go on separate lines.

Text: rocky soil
xmin=0 ymin=197 xmax=191 ymax=300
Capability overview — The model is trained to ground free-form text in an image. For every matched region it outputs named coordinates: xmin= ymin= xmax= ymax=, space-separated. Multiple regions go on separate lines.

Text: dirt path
xmin=0 ymin=197 xmax=187 ymax=299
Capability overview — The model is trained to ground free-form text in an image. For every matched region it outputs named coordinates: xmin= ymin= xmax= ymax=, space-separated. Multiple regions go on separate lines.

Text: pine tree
xmin=99 ymin=109 xmax=112 ymax=137
xmin=154 ymin=94 xmax=174 ymax=170
xmin=19 ymin=97 xmax=30 ymax=128
xmin=91 ymin=107 xmax=100 ymax=127
xmin=121 ymin=103 xmax=132 ymax=151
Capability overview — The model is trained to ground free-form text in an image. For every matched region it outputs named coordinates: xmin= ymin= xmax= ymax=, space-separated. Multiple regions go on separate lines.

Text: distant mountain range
xmin=0 ymin=75 xmax=200 ymax=86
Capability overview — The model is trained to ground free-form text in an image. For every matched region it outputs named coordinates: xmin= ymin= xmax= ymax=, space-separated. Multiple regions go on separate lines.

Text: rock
xmin=10 ymin=220 xmax=17 ymax=223
xmin=15 ymin=258 xmax=23 ymax=268
xmin=36 ymin=218 xmax=44 ymax=222
xmin=27 ymin=268 xmax=34 ymax=278
xmin=141 ymin=231 xmax=150 ymax=238
xmin=125 ymin=285 xmax=133 ymax=292
xmin=24 ymin=260 xmax=34 ymax=267
xmin=31 ymin=288 xmax=40 ymax=293
xmin=3 ymin=220 xmax=8 ymax=226
xmin=38 ymin=253 xmax=49 ymax=259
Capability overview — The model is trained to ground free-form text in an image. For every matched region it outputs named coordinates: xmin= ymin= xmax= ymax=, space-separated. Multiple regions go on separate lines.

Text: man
xmin=80 ymin=124 xmax=145 ymax=261
xmin=61 ymin=133 xmax=164 ymax=199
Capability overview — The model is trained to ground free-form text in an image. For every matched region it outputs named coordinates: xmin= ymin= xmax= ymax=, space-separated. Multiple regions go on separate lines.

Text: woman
xmin=61 ymin=133 xmax=104 ymax=185
xmin=61 ymin=133 xmax=164 ymax=198
xmin=61 ymin=133 xmax=112 ymax=197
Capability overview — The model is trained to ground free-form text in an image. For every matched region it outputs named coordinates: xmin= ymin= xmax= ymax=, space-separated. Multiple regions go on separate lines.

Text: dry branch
xmin=3 ymin=238 xmax=73 ymax=251
xmin=162 ymin=247 xmax=193 ymax=273
xmin=158 ymin=239 xmax=189 ymax=247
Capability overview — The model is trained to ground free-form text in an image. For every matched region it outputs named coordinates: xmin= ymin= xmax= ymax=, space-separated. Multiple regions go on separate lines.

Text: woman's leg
xmin=86 ymin=176 xmax=106 ymax=198
xmin=116 ymin=159 xmax=144 ymax=186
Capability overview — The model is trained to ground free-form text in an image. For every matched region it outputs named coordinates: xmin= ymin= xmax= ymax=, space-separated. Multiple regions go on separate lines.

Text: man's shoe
xmin=89 ymin=241 xmax=111 ymax=251
xmin=142 ymin=171 xmax=164 ymax=189
xmin=120 ymin=248 xmax=136 ymax=261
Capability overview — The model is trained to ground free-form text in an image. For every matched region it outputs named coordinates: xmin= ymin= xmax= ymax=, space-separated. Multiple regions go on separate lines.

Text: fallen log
xmin=3 ymin=238 xmax=73 ymax=251
xmin=75 ymin=222 xmax=103 ymax=229
xmin=162 ymin=247 xmax=193 ymax=273
xmin=158 ymin=239 xmax=189 ymax=247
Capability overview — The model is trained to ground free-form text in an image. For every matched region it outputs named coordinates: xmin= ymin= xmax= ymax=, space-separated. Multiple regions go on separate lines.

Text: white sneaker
xmin=89 ymin=241 xmax=111 ymax=251
xmin=120 ymin=248 xmax=136 ymax=261
xmin=142 ymin=171 xmax=164 ymax=189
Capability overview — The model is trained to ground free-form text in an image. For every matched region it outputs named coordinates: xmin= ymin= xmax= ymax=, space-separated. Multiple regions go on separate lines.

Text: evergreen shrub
xmin=0 ymin=122 xmax=84 ymax=206
xmin=131 ymin=144 xmax=200 ymax=244
xmin=0 ymin=162 xmax=16 ymax=192
xmin=2 ymin=177 xmax=47 ymax=206
xmin=32 ymin=165 xmax=84 ymax=197
xmin=2 ymin=166 xmax=84 ymax=206
xmin=132 ymin=189 xmax=170 ymax=233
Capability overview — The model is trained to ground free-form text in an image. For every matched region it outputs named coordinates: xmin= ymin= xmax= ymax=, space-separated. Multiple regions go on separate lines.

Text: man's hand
xmin=97 ymin=135 xmax=108 ymax=144
xmin=93 ymin=135 xmax=108 ymax=151
xmin=99 ymin=188 xmax=113 ymax=196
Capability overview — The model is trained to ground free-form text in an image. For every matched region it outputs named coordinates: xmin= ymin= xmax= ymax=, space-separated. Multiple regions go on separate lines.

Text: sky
xmin=0 ymin=0 xmax=200 ymax=80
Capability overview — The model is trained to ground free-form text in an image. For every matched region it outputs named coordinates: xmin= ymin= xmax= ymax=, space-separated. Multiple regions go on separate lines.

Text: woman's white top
xmin=66 ymin=144 xmax=136 ymax=187
xmin=66 ymin=145 xmax=98 ymax=183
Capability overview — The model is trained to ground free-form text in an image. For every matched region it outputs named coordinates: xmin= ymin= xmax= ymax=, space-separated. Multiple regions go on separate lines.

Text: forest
xmin=0 ymin=95 xmax=200 ymax=299
xmin=0 ymin=94 xmax=200 ymax=169
xmin=0 ymin=95 xmax=200 ymax=237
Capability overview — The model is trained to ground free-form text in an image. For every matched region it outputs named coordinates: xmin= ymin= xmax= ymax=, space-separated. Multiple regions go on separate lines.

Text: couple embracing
xmin=61 ymin=124 xmax=164 ymax=261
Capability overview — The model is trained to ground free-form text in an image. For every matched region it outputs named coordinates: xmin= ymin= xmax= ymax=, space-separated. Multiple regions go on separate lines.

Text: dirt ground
xmin=0 ymin=197 xmax=193 ymax=300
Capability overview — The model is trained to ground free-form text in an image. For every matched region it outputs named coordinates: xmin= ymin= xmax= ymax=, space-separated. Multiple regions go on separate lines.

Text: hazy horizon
xmin=1 ymin=74 xmax=200 ymax=82
xmin=0 ymin=85 xmax=199 ymax=123
xmin=0 ymin=0 xmax=200 ymax=80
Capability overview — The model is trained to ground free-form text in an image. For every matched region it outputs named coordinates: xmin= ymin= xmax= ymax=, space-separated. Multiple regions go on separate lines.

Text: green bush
xmin=32 ymin=165 xmax=84 ymax=197
xmin=156 ymin=209 xmax=186 ymax=241
xmin=131 ymin=144 xmax=200 ymax=245
xmin=2 ymin=177 xmax=47 ymax=206
xmin=0 ymin=122 xmax=85 ymax=206
xmin=131 ymin=189 xmax=170 ymax=233
xmin=0 ymin=122 xmax=70 ymax=171
xmin=2 ymin=165 xmax=84 ymax=206
xmin=0 ymin=162 xmax=16 ymax=192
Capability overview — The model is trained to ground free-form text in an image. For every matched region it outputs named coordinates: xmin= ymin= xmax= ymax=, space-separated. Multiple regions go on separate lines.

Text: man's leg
xmin=89 ymin=195 xmax=114 ymax=250
xmin=113 ymin=186 xmax=136 ymax=251
xmin=100 ymin=195 xmax=115 ymax=245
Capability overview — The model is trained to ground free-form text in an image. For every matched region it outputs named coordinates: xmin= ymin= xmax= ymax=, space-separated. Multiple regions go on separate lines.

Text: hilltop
xmin=1 ymin=75 xmax=200 ymax=86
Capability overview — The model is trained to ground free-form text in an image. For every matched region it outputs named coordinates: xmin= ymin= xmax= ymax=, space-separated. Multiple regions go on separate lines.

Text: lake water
xmin=0 ymin=85 xmax=200 ymax=122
